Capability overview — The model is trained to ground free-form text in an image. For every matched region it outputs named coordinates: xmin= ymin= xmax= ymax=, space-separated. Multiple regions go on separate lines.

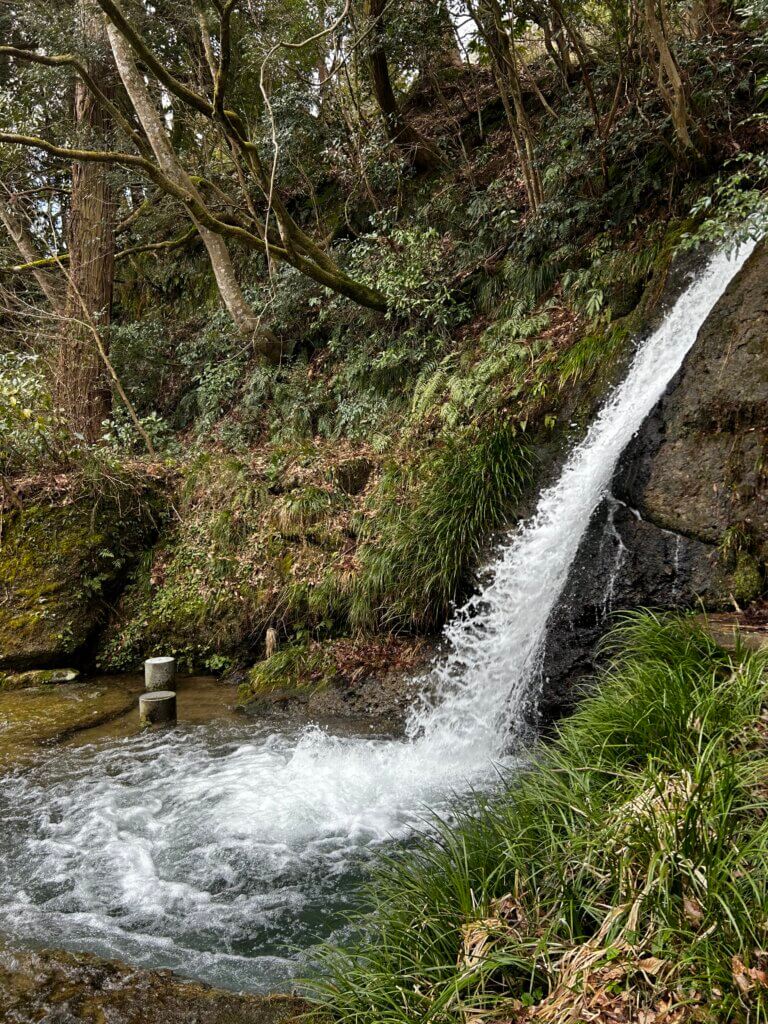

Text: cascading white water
xmin=0 ymin=240 xmax=756 ymax=993
xmin=412 ymin=237 xmax=755 ymax=751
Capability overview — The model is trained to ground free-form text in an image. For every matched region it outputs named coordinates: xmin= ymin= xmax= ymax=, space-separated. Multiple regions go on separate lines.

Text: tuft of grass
xmin=313 ymin=612 xmax=768 ymax=1023
xmin=349 ymin=422 xmax=534 ymax=633
xmin=245 ymin=641 xmax=327 ymax=698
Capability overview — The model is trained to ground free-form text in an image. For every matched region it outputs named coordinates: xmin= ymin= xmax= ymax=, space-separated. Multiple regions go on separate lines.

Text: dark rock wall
xmin=540 ymin=241 xmax=768 ymax=714
xmin=616 ymin=241 xmax=768 ymax=554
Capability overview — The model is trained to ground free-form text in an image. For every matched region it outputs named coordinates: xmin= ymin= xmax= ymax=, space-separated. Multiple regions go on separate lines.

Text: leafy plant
xmin=683 ymin=150 xmax=768 ymax=250
xmin=0 ymin=350 xmax=64 ymax=473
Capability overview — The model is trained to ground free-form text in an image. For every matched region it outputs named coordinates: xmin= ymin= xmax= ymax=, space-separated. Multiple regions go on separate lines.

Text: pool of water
xmin=0 ymin=715 xmax=503 ymax=993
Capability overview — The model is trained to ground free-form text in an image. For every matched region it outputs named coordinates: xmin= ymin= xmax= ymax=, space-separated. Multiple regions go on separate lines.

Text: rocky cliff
xmin=540 ymin=241 xmax=768 ymax=715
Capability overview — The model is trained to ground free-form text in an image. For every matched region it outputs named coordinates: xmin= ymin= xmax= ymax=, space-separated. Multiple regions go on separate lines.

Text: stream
xmin=0 ymin=240 xmax=756 ymax=994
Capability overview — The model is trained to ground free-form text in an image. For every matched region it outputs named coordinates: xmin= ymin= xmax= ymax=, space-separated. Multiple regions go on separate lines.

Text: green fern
xmin=410 ymin=355 xmax=456 ymax=420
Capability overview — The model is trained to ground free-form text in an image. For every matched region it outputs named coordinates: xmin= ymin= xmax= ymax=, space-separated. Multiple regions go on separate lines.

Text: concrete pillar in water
xmin=144 ymin=656 xmax=176 ymax=691
xmin=139 ymin=690 xmax=177 ymax=726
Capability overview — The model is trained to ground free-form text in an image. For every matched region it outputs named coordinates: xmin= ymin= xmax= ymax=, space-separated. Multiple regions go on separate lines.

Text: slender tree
xmin=0 ymin=194 xmax=64 ymax=311
xmin=641 ymin=0 xmax=695 ymax=149
xmin=58 ymin=0 xmax=116 ymax=441
xmin=104 ymin=21 xmax=272 ymax=345
xmin=467 ymin=0 xmax=543 ymax=211
xmin=362 ymin=0 xmax=444 ymax=172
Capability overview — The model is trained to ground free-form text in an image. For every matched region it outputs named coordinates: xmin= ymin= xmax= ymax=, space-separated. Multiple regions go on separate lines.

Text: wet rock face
xmin=0 ymin=947 xmax=308 ymax=1024
xmin=539 ymin=498 xmax=728 ymax=717
xmin=616 ymin=241 xmax=768 ymax=556
xmin=540 ymin=242 xmax=768 ymax=715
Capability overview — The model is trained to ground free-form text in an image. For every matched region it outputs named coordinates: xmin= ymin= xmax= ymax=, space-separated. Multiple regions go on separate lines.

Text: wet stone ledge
xmin=0 ymin=947 xmax=309 ymax=1024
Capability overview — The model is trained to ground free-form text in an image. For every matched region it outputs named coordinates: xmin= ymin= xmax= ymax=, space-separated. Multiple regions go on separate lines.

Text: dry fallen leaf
xmin=732 ymin=954 xmax=768 ymax=993
xmin=637 ymin=957 xmax=667 ymax=977
xmin=683 ymin=897 xmax=704 ymax=927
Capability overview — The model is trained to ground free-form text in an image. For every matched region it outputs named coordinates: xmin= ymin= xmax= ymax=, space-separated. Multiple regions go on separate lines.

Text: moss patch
xmin=732 ymin=550 xmax=765 ymax=605
xmin=0 ymin=494 xmax=158 ymax=671
xmin=0 ymin=682 xmax=138 ymax=769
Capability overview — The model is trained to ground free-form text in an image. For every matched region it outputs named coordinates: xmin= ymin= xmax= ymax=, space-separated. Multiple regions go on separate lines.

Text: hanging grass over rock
xmin=350 ymin=422 xmax=534 ymax=633
xmin=314 ymin=612 xmax=768 ymax=1023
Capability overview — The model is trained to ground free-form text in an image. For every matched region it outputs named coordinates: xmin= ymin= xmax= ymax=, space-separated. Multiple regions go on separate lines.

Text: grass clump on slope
xmin=314 ymin=612 xmax=768 ymax=1023
xmin=350 ymin=422 xmax=534 ymax=634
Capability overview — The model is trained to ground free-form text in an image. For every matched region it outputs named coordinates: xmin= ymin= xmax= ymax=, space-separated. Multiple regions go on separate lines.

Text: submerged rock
xmin=0 ymin=947 xmax=308 ymax=1024
xmin=0 ymin=668 xmax=80 ymax=689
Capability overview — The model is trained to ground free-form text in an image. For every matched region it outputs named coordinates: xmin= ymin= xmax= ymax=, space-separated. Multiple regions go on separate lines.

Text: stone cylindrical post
xmin=144 ymin=656 xmax=176 ymax=691
xmin=139 ymin=690 xmax=177 ymax=726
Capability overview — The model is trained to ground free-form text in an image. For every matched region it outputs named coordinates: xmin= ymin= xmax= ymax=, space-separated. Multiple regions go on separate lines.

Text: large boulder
xmin=0 ymin=497 xmax=157 ymax=671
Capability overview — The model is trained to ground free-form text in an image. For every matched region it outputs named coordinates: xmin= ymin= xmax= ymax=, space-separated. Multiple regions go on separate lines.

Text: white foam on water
xmin=0 ymin=240 xmax=756 ymax=992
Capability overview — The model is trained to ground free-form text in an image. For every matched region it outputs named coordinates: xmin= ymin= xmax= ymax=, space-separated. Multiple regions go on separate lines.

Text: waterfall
xmin=0 ymin=240 xmax=756 ymax=992
xmin=406 ymin=238 xmax=757 ymax=755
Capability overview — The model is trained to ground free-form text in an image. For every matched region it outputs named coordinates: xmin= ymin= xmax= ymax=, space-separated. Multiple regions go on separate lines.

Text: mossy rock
xmin=0 ymin=667 xmax=79 ymax=690
xmin=0 ymin=680 xmax=139 ymax=769
xmin=731 ymin=551 xmax=764 ymax=605
xmin=0 ymin=946 xmax=309 ymax=1024
xmin=0 ymin=499 xmax=157 ymax=671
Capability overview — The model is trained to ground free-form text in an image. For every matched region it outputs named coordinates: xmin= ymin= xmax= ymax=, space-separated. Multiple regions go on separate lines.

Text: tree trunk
xmin=642 ymin=0 xmax=695 ymax=149
xmin=57 ymin=0 xmax=115 ymax=442
xmin=0 ymin=199 xmax=65 ymax=312
xmin=433 ymin=1 xmax=464 ymax=70
xmin=470 ymin=0 xmax=542 ymax=210
xmin=104 ymin=19 xmax=280 ymax=353
xmin=363 ymin=0 xmax=443 ymax=172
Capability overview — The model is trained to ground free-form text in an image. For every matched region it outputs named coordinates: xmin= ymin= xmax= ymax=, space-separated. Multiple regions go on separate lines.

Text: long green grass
xmin=350 ymin=422 xmax=533 ymax=633
xmin=313 ymin=612 xmax=768 ymax=1022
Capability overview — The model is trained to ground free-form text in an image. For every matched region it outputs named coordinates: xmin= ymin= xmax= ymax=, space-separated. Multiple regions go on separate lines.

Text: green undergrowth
xmin=246 ymin=641 xmax=328 ymax=697
xmin=350 ymin=423 xmax=534 ymax=633
xmin=95 ymin=219 xmax=687 ymax=675
xmin=98 ymin=420 xmax=535 ymax=673
xmin=96 ymin=450 xmax=352 ymax=672
xmin=313 ymin=612 xmax=768 ymax=1023
xmin=94 ymin=222 xmax=681 ymax=675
